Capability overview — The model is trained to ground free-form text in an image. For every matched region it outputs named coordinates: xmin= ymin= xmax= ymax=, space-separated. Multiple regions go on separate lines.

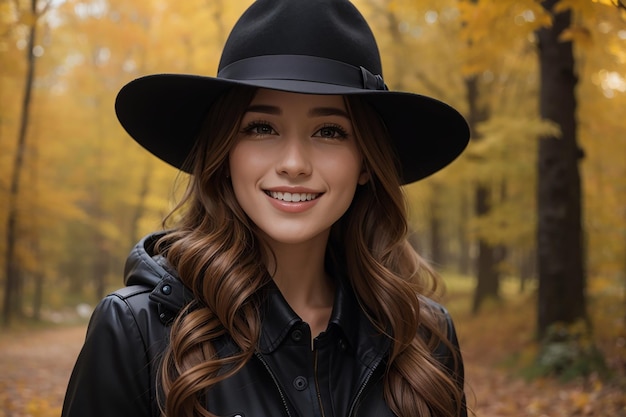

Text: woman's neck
xmin=262 ymin=232 xmax=335 ymax=337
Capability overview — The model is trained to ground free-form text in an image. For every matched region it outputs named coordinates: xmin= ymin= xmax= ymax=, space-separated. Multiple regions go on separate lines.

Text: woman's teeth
xmin=267 ymin=191 xmax=319 ymax=202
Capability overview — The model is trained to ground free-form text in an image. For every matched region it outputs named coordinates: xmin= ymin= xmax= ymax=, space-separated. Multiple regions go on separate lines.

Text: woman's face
xmin=229 ymin=89 xmax=369 ymax=248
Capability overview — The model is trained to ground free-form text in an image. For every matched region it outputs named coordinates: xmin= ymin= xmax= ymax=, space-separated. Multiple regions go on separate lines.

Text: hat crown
xmin=218 ymin=0 xmax=383 ymax=76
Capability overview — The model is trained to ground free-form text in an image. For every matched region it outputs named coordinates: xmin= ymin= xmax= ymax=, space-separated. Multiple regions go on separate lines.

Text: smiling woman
xmin=230 ymin=90 xmax=367 ymax=251
xmin=61 ymin=1 xmax=471 ymax=417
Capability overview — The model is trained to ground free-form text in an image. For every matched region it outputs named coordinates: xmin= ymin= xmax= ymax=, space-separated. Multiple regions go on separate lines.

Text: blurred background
xmin=1 ymin=0 xmax=625 ymax=416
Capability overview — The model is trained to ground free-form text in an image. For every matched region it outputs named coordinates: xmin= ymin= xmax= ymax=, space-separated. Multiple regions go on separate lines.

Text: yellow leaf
xmin=559 ymin=26 xmax=593 ymax=47
xmin=570 ymin=391 xmax=590 ymax=411
xmin=554 ymin=0 xmax=576 ymax=14
xmin=17 ymin=11 xmax=38 ymax=27
xmin=534 ymin=10 xmax=553 ymax=28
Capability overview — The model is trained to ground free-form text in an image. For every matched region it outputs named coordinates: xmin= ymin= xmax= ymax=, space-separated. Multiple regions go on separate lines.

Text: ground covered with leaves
xmin=0 ymin=325 xmax=84 ymax=417
xmin=448 ymin=277 xmax=626 ymax=417
xmin=0 ymin=279 xmax=624 ymax=417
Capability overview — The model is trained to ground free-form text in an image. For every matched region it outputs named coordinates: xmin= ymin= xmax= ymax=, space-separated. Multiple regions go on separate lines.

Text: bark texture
xmin=536 ymin=0 xmax=587 ymax=338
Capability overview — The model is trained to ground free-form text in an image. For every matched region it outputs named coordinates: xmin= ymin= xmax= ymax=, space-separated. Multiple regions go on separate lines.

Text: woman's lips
xmin=264 ymin=190 xmax=323 ymax=213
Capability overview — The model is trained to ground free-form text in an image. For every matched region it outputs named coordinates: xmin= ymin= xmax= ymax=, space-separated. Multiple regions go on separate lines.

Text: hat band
xmin=218 ymin=54 xmax=388 ymax=91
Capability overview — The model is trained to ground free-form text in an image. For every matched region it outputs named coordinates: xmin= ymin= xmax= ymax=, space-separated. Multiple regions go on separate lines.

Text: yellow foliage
xmin=554 ymin=0 xmax=603 ymax=18
xmin=457 ymin=0 xmax=552 ymax=75
xmin=0 ymin=0 xmax=624 ymax=330
xmin=26 ymin=398 xmax=62 ymax=417
xmin=554 ymin=0 xmax=579 ymax=13
xmin=588 ymin=276 xmax=620 ymax=293
xmin=17 ymin=10 xmax=37 ymax=26
xmin=593 ymin=0 xmax=618 ymax=5
xmin=0 ymin=2 xmax=15 ymax=26
xmin=559 ymin=26 xmax=594 ymax=47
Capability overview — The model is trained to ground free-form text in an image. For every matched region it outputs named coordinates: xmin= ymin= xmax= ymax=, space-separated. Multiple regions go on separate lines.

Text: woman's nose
xmin=276 ymin=136 xmax=313 ymax=178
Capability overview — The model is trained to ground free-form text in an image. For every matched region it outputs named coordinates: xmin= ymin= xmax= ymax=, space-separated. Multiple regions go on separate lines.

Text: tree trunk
xmin=471 ymin=184 xmax=502 ymax=313
xmin=3 ymin=0 xmax=38 ymax=326
xmin=536 ymin=1 xmax=586 ymax=338
xmin=33 ymin=270 xmax=43 ymax=320
xmin=466 ymin=75 xmax=500 ymax=313
xmin=457 ymin=191 xmax=471 ymax=276
xmin=129 ymin=158 xmax=153 ymax=247
xmin=89 ymin=164 xmax=109 ymax=300
xmin=429 ymin=208 xmax=443 ymax=266
xmin=518 ymin=248 xmax=536 ymax=293
xmin=93 ymin=234 xmax=109 ymax=300
xmin=428 ymin=184 xmax=444 ymax=267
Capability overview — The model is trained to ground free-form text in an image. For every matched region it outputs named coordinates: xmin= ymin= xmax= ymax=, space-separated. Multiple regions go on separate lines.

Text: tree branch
xmin=613 ymin=0 xmax=626 ymax=11
xmin=38 ymin=0 xmax=52 ymax=16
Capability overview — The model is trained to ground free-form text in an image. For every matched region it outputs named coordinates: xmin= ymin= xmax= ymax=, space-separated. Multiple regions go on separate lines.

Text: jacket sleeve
xmin=62 ymin=291 xmax=155 ymax=417
xmin=437 ymin=307 xmax=468 ymax=417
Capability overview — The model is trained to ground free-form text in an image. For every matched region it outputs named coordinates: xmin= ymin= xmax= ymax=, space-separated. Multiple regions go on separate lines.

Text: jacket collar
xmin=257 ymin=275 xmax=390 ymax=360
xmin=125 ymin=232 xmax=390 ymax=358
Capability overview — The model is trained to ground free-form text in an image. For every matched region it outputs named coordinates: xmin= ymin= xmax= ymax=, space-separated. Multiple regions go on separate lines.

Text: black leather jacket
xmin=62 ymin=233 xmax=466 ymax=417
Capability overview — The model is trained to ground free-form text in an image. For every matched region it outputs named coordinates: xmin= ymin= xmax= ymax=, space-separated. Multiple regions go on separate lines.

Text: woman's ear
xmin=358 ymin=166 xmax=370 ymax=185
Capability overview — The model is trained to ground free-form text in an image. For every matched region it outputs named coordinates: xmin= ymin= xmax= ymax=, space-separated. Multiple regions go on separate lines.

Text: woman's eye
xmin=242 ymin=122 xmax=275 ymax=136
xmin=314 ymin=125 xmax=348 ymax=139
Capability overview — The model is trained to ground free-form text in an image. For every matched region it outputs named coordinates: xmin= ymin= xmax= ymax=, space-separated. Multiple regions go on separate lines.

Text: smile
xmin=265 ymin=191 xmax=320 ymax=202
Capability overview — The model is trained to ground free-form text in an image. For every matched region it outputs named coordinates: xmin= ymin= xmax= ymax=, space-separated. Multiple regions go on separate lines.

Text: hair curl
xmin=156 ymin=86 xmax=465 ymax=417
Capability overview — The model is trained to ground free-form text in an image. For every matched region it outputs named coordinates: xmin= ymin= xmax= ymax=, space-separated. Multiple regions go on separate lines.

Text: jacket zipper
xmin=347 ymin=356 xmax=383 ymax=417
xmin=313 ymin=348 xmax=326 ymax=417
xmin=255 ymin=352 xmax=292 ymax=417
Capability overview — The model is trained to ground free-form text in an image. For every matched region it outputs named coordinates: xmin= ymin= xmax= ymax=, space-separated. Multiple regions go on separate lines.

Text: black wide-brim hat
xmin=115 ymin=0 xmax=470 ymax=184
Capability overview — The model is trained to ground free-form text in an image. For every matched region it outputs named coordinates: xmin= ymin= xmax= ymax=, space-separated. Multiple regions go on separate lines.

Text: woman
xmin=62 ymin=1 xmax=471 ymax=416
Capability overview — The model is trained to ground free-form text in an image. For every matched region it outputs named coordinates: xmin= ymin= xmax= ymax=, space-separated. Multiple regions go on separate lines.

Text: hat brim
xmin=115 ymin=74 xmax=469 ymax=184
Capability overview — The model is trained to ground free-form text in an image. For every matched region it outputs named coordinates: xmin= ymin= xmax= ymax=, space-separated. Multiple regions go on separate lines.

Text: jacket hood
xmin=124 ymin=232 xmax=193 ymax=321
xmin=124 ymin=232 xmax=168 ymax=287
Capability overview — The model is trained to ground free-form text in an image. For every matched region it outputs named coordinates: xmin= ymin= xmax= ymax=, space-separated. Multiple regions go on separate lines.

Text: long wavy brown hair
xmin=156 ymin=86 xmax=465 ymax=417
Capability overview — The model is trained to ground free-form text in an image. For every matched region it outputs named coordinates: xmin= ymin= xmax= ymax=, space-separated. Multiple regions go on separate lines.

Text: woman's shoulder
xmin=419 ymin=295 xmax=455 ymax=325
xmin=417 ymin=295 xmax=464 ymax=376
xmin=85 ymin=232 xmax=191 ymax=348
xmin=417 ymin=295 xmax=461 ymax=348
xmin=97 ymin=284 xmax=156 ymax=329
xmin=63 ymin=286 xmax=162 ymax=417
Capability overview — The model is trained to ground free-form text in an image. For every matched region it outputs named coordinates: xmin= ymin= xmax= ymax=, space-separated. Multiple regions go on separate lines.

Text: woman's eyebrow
xmin=308 ymin=107 xmax=350 ymax=119
xmin=245 ymin=104 xmax=282 ymax=115
xmin=244 ymin=104 xmax=350 ymax=119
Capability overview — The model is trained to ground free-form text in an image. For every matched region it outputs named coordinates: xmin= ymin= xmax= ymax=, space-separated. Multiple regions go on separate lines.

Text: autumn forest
xmin=1 ymin=0 xmax=625 ymax=416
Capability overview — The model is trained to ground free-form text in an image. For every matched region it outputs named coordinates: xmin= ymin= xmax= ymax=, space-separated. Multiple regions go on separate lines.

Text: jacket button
xmin=291 ymin=329 xmax=303 ymax=342
xmin=339 ymin=338 xmax=348 ymax=351
xmin=161 ymin=284 xmax=172 ymax=295
xmin=293 ymin=376 xmax=308 ymax=391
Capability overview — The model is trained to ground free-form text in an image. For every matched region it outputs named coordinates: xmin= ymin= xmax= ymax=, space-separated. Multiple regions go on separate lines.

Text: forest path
xmin=0 ymin=325 xmax=85 ymax=417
